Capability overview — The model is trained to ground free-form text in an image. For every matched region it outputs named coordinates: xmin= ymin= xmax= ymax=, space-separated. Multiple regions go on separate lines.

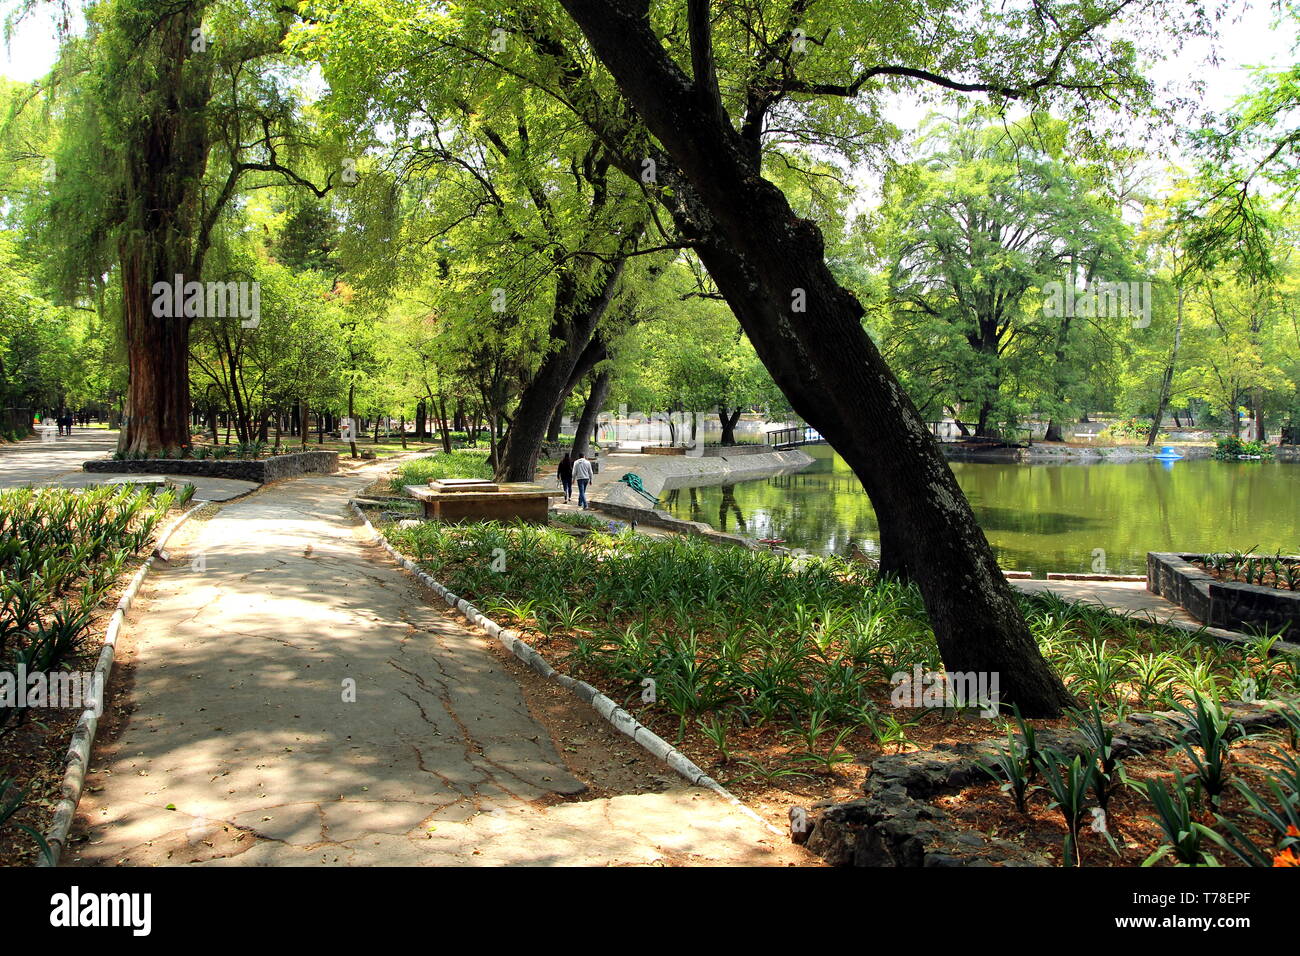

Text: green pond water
xmin=661 ymin=446 xmax=1300 ymax=576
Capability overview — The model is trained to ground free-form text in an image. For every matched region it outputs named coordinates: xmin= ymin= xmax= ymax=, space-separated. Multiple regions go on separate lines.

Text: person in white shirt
xmin=571 ymin=453 xmax=594 ymax=509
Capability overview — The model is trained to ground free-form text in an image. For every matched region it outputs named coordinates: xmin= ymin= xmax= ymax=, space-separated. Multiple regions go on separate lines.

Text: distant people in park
xmin=57 ymin=411 xmax=73 ymax=436
xmin=557 ymin=452 xmax=574 ymax=503
xmin=571 ymin=452 xmax=593 ymax=510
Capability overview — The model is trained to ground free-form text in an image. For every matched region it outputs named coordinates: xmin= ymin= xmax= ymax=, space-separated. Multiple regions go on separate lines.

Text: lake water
xmin=662 ymin=446 xmax=1300 ymax=575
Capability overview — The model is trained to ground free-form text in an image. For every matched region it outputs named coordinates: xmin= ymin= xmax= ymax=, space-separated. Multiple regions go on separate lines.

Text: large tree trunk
xmin=974 ymin=398 xmax=996 ymax=439
xmin=572 ymin=369 xmax=610 ymax=459
xmin=495 ymin=259 xmax=629 ymax=482
xmin=558 ymin=0 xmax=1073 ymax=715
xmin=114 ymin=8 xmax=218 ymax=456
xmin=546 ymin=401 xmax=566 ymax=443
xmin=718 ymin=404 xmax=742 ymax=445
xmin=120 ymin=253 xmax=192 ymax=456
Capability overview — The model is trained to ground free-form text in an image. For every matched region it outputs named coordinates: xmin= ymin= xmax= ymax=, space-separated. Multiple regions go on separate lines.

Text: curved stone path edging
xmin=348 ymin=501 xmax=782 ymax=839
xmin=38 ymin=502 xmax=206 ymax=866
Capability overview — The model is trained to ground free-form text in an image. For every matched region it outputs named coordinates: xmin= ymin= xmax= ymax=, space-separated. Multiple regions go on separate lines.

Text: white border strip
xmin=38 ymin=501 xmax=205 ymax=866
xmin=349 ymin=501 xmax=782 ymax=838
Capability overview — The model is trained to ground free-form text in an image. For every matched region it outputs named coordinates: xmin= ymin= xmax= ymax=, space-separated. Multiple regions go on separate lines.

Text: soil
xmin=931 ymin=736 xmax=1294 ymax=867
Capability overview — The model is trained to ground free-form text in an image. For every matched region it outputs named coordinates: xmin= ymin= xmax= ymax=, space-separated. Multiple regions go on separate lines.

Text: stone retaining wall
xmin=84 ymin=450 xmax=339 ymax=483
xmin=589 ymin=499 xmax=757 ymax=549
xmin=699 ymin=444 xmax=781 ymax=458
xmin=1148 ymin=551 xmax=1300 ymax=638
xmin=1018 ymin=444 xmax=1214 ymax=462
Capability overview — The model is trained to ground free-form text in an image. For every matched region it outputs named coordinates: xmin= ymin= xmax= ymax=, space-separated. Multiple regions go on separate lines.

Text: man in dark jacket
xmin=557 ymin=453 xmax=574 ymax=503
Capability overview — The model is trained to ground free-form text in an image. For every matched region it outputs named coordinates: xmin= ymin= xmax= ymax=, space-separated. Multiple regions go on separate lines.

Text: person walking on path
xmin=557 ymin=452 xmax=574 ymax=503
xmin=572 ymin=452 xmax=593 ymax=509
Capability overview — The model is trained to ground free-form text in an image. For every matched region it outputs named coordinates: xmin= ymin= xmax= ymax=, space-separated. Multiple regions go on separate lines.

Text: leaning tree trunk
xmin=437 ymin=396 xmax=452 ymax=454
xmin=546 ymin=401 xmax=566 ymax=443
xmin=558 ymin=0 xmax=1073 ymax=715
xmin=495 ymin=259 xmax=629 ymax=482
xmin=573 ymin=369 xmax=611 ymax=459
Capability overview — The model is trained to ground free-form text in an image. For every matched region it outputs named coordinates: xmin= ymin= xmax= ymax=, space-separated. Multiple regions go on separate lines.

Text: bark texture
xmin=557 ymin=0 xmax=1074 ymax=714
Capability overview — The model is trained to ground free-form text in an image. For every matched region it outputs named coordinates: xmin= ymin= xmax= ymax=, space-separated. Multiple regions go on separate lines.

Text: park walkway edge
xmin=347 ymin=500 xmax=784 ymax=840
xmin=39 ymin=502 xmax=206 ymax=866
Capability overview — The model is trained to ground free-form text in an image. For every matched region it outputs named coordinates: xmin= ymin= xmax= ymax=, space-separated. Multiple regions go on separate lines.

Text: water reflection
xmin=662 ymin=447 xmax=1300 ymax=575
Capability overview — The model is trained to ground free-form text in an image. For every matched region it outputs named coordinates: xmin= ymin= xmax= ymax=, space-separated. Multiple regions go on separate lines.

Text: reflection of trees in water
xmin=659 ymin=487 xmax=705 ymax=523
xmin=665 ymin=458 xmax=1300 ymax=572
xmin=717 ymin=484 xmax=746 ymax=532
xmin=766 ymin=472 xmax=866 ymax=494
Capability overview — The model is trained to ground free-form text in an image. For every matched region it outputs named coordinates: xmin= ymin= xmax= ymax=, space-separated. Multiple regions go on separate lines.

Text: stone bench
xmin=404 ymin=483 xmax=564 ymax=523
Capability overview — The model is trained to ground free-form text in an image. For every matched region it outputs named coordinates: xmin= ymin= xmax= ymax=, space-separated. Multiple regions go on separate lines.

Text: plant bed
xmin=0 ymin=485 xmax=193 ymax=865
xmin=930 ymin=736 xmax=1291 ymax=866
xmin=806 ymin=697 xmax=1299 ymax=867
xmin=85 ymin=450 xmax=338 ymax=483
xmin=386 ymin=450 xmax=492 ymax=493
xmin=377 ymin=519 xmax=1300 ymax=852
xmin=1149 ymin=552 xmax=1300 ymax=638
xmin=1195 ymin=550 xmax=1300 ymax=591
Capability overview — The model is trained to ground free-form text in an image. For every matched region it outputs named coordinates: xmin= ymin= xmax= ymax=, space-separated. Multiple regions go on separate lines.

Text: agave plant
xmin=1165 ymin=693 xmax=1238 ymax=807
xmin=1038 ymin=749 xmax=1096 ymax=867
xmin=0 ymin=777 xmax=53 ymax=864
xmin=1133 ymin=770 xmax=1221 ymax=867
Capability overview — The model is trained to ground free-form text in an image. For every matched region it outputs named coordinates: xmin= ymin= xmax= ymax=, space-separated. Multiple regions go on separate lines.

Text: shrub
xmin=389 ymin=450 xmax=492 ymax=492
xmin=1215 ymin=436 xmax=1274 ymax=460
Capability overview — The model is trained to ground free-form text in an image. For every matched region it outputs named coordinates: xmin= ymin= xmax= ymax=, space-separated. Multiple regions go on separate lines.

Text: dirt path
xmin=67 ymin=466 xmax=805 ymax=866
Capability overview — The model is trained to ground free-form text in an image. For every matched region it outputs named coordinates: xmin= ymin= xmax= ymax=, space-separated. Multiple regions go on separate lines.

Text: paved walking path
xmin=0 ymin=429 xmax=255 ymax=501
xmin=1009 ymin=578 xmax=1200 ymax=626
xmin=68 ymin=464 xmax=800 ymax=866
xmin=0 ymin=428 xmax=119 ymax=487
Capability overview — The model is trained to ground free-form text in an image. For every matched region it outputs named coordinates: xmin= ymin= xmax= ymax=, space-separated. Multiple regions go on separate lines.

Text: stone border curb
xmin=83 ymin=450 xmax=339 ymax=483
xmin=1149 ymin=551 xmax=1300 ymax=646
xmin=38 ymin=501 xmax=205 ymax=866
xmin=348 ymin=501 xmax=782 ymax=838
